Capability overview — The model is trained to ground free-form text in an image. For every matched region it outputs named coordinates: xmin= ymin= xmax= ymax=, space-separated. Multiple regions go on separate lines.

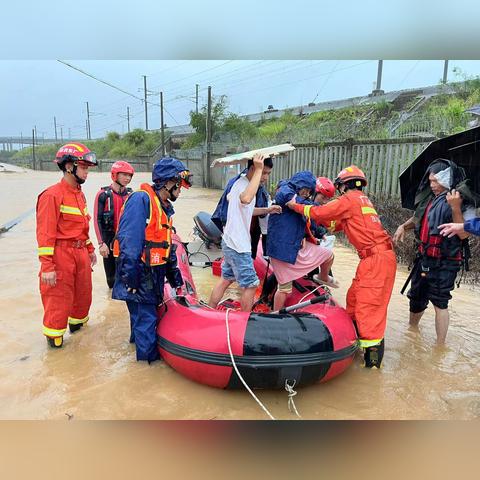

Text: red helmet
xmin=334 ymin=165 xmax=367 ymax=187
xmin=315 ymin=177 xmax=335 ymax=198
xmin=54 ymin=143 xmax=97 ymax=168
xmin=111 ymin=161 xmax=135 ymax=181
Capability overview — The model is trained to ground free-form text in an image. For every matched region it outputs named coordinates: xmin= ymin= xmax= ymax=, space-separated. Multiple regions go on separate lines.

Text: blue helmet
xmin=152 ymin=157 xmax=192 ymax=187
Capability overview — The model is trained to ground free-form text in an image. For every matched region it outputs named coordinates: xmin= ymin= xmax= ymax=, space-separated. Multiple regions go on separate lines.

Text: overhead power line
xmin=58 ymin=60 xmax=145 ymax=102
xmin=149 ymin=60 xmax=234 ymax=91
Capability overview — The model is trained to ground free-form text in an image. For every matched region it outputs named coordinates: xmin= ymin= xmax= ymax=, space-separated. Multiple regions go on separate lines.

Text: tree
xmin=124 ymin=128 xmax=146 ymax=146
xmin=189 ymin=95 xmax=228 ymax=138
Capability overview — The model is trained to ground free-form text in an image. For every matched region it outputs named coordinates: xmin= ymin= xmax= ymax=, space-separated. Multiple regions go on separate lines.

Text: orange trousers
xmin=40 ymin=245 xmax=92 ymax=338
xmin=346 ymin=250 xmax=396 ymax=346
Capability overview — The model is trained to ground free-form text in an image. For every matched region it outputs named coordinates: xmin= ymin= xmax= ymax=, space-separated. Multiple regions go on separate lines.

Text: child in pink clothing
xmin=267 ymin=172 xmax=338 ymax=312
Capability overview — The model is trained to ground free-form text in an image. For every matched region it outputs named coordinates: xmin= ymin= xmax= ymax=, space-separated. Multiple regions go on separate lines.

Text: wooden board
xmin=210 ymin=143 xmax=295 ymax=167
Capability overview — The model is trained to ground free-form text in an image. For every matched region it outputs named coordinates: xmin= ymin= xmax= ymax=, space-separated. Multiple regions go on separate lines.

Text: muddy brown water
xmin=0 ymin=170 xmax=479 ymax=419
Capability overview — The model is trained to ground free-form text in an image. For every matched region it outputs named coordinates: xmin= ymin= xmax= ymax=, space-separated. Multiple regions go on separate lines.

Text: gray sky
xmin=2 ymin=60 xmax=480 ymax=140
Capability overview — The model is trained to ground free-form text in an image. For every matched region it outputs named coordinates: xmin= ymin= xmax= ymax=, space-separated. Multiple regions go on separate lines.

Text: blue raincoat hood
xmin=288 ymin=171 xmax=316 ymax=193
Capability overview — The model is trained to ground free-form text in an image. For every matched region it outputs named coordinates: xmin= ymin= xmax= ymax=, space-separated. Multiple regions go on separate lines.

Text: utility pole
xmin=127 ymin=106 xmax=130 ymax=133
xmin=442 ymin=60 xmax=449 ymax=84
xmin=205 ymin=85 xmax=212 ymax=188
xmin=195 ymin=84 xmax=199 ymax=114
xmin=86 ymin=102 xmax=91 ymax=140
xmin=32 ymin=128 xmax=36 ymax=170
xmin=143 ymin=75 xmax=149 ymax=131
xmin=375 ymin=60 xmax=384 ymax=93
xmin=68 ymin=128 xmax=71 ymax=140
xmin=85 ymin=119 xmax=89 ymax=139
xmin=54 ymin=116 xmax=58 ymax=142
xmin=160 ymin=92 xmax=165 ymax=156
xmin=34 ymin=125 xmax=38 ymax=143
xmin=61 ymin=128 xmax=64 ymax=142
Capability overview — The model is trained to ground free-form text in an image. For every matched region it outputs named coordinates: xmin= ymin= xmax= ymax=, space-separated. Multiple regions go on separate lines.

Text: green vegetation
xmin=9 ymin=74 xmax=480 ymax=164
xmin=180 ymin=73 xmax=480 ymax=149
xmin=182 ymin=96 xmax=257 ymax=149
xmin=11 ymin=128 xmax=166 ymax=162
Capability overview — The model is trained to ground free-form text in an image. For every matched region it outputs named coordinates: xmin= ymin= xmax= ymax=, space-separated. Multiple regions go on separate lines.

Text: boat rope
xmin=285 ymin=379 xmax=301 ymax=418
xmin=225 ymin=308 xmax=276 ymax=420
xmin=298 ymin=284 xmax=323 ymax=304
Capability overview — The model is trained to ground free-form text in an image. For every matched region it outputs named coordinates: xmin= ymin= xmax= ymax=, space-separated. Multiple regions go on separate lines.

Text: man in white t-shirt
xmin=209 ymin=153 xmax=277 ymax=311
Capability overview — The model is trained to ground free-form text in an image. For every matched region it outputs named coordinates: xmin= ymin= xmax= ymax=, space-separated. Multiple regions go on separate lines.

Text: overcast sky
xmin=2 ymin=60 xmax=480 ymax=140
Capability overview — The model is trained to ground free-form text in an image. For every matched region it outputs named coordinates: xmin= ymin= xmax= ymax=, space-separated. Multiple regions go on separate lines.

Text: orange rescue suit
xmin=36 ymin=178 xmax=94 ymax=339
xmin=113 ymin=183 xmax=173 ymax=265
xmin=292 ymin=189 xmax=397 ymax=347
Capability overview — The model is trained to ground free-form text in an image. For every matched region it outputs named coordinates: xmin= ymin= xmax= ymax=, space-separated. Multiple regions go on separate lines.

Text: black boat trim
xmin=158 ymin=337 xmax=359 ymax=368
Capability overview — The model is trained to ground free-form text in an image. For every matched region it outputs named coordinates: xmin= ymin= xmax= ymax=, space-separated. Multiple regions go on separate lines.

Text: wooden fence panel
xmin=174 ymin=138 xmax=433 ymax=197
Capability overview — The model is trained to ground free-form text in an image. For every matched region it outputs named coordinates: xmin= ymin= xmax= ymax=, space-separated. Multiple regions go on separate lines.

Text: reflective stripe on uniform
xmin=68 ymin=315 xmax=89 ymax=325
xmin=153 ymin=194 xmax=162 ymax=229
xmin=359 ymin=338 xmax=383 ymax=348
xmin=303 ymin=205 xmax=312 ymax=219
xmin=38 ymin=246 xmax=54 ymax=256
xmin=60 ymin=205 xmax=83 ymax=216
xmin=328 ymin=220 xmax=336 ymax=232
xmin=86 ymin=239 xmax=91 ymax=245
xmin=361 ymin=206 xmax=378 ymax=215
xmin=143 ymin=188 xmax=154 ymax=225
xmin=43 ymin=326 xmax=67 ymax=337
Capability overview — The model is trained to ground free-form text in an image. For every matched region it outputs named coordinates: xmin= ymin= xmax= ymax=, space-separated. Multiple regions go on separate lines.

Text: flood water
xmin=0 ymin=169 xmax=479 ymax=419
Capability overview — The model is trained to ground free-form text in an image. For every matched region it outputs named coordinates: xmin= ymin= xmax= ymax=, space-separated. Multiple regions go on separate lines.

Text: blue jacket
xmin=112 ymin=190 xmax=183 ymax=305
xmin=465 ymin=217 xmax=480 ymax=236
xmin=266 ymin=171 xmax=316 ymax=264
xmin=211 ymin=169 xmax=269 ymax=231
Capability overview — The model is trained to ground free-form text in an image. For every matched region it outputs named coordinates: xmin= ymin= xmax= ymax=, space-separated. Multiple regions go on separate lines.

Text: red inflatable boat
xmin=157 ymin=234 xmax=358 ymax=389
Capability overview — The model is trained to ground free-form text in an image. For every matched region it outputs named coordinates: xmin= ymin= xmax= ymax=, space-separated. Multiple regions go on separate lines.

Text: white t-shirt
xmin=223 ymin=175 xmax=255 ymax=253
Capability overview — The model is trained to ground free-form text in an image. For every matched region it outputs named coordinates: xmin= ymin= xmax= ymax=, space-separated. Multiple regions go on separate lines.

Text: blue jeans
xmin=221 ymin=240 xmax=259 ymax=289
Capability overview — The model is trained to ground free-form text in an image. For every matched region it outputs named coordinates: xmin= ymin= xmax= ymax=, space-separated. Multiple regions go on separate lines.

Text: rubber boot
xmin=364 ymin=339 xmax=384 ymax=368
xmin=47 ymin=336 xmax=63 ymax=348
xmin=69 ymin=323 xmax=83 ymax=333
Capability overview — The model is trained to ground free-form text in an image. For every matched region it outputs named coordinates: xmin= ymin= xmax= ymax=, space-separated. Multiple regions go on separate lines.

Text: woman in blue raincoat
xmin=267 ymin=171 xmax=337 ymax=311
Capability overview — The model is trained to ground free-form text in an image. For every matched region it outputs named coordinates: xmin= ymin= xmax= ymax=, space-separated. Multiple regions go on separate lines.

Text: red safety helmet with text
xmin=334 ymin=165 xmax=367 ymax=188
xmin=315 ymin=177 xmax=335 ymax=198
xmin=54 ymin=143 xmax=97 ymax=168
xmin=111 ymin=161 xmax=135 ymax=181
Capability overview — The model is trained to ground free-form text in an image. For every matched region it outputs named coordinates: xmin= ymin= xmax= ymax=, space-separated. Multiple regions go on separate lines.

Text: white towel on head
xmin=434 ymin=167 xmax=451 ymax=189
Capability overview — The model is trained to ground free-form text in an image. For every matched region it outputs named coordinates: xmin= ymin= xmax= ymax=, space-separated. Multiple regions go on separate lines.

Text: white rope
xmin=225 ymin=308 xmax=276 ymax=421
xmin=298 ymin=284 xmax=323 ymax=304
xmin=285 ymin=379 xmax=302 ymax=418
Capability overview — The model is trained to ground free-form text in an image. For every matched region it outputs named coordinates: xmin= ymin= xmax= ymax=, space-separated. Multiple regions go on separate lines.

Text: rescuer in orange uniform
xmin=286 ymin=165 xmax=397 ymax=368
xmin=36 ymin=143 xmax=98 ymax=348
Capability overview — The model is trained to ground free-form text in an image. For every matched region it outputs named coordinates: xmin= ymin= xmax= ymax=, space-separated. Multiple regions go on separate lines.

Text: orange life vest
xmin=113 ymin=183 xmax=173 ymax=266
